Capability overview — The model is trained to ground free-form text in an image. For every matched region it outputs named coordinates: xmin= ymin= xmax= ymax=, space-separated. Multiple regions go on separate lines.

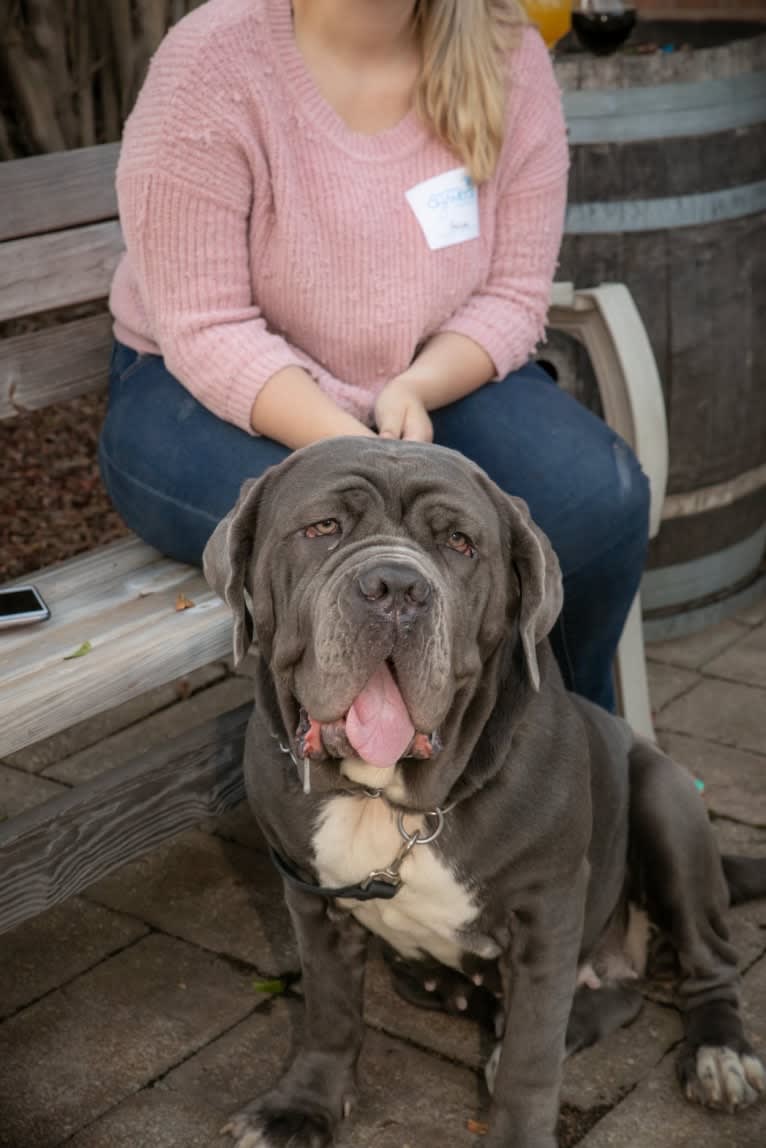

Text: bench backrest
xmin=0 ymin=144 xmax=122 ymax=420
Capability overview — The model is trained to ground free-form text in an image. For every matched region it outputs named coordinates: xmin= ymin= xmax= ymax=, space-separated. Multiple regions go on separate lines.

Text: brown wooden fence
xmin=0 ymin=1 xmax=204 ymax=159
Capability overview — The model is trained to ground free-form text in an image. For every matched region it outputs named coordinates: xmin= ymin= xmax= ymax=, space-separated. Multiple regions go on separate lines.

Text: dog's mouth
xmin=295 ymin=660 xmax=441 ymax=768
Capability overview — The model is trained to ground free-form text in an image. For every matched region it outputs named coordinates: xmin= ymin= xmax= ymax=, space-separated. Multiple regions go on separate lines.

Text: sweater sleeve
xmin=114 ymin=19 xmax=343 ymax=433
xmin=117 ymin=171 xmax=343 ymax=432
xmin=436 ymin=32 xmax=570 ymax=378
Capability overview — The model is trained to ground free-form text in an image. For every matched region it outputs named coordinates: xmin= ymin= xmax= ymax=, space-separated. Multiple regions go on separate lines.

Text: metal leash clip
xmin=361 ymin=807 xmax=445 ymax=891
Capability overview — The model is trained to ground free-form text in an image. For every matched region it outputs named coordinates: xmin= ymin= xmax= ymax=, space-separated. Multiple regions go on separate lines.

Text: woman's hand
xmin=252 ymin=366 xmax=376 ymax=448
xmin=374 ymin=377 xmax=434 ymax=442
xmin=374 ymin=332 xmax=496 ymax=441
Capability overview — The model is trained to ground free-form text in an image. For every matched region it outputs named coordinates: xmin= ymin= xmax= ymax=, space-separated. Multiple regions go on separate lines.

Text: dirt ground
xmin=0 ymin=393 xmax=129 ymax=582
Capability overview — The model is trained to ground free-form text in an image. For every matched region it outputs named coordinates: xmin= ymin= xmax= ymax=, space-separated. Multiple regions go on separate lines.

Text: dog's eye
xmin=304 ymin=518 xmax=341 ymax=539
xmin=447 ymin=531 xmax=476 ymax=559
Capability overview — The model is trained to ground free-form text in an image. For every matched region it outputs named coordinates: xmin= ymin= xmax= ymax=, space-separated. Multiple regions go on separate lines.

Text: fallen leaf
xmin=253 ymin=978 xmax=286 ymax=995
xmin=175 ymin=592 xmax=195 ymax=612
xmin=466 ymin=1119 xmax=489 ymax=1135
xmin=64 ymin=640 xmax=92 ymax=660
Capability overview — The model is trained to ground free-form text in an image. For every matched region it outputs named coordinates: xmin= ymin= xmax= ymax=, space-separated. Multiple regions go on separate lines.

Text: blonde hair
xmin=413 ymin=0 xmax=529 ymax=184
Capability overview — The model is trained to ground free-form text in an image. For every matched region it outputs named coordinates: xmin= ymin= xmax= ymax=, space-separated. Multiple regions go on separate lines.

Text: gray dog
xmin=203 ymin=438 xmax=765 ymax=1148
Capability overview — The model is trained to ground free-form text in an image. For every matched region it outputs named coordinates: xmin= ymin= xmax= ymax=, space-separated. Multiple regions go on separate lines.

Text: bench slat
xmin=0 ymin=538 xmax=237 ymax=756
xmin=0 ymin=221 xmax=123 ymax=321
xmin=0 ymin=313 xmax=113 ymax=417
xmin=2 ymin=539 xmax=197 ymax=656
xmin=0 ymin=705 xmax=248 ymax=936
xmin=0 ymin=144 xmax=120 ymax=243
xmin=2 ymin=539 xmax=174 ymax=654
xmin=8 ymin=536 xmax=165 ymax=597
xmin=1 ymin=574 xmax=222 ymax=682
xmin=0 ymin=594 xmax=232 ymax=756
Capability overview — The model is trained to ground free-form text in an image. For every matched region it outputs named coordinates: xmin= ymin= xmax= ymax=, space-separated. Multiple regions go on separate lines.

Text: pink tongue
xmin=345 ymin=663 xmax=415 ymax=767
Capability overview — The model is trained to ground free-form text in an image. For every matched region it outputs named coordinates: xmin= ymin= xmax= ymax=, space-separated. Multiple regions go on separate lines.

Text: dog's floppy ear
xmin=502 ymin=493 xmax=563 ymax=691
xmin=202 ymin=477 xmax=266 ymax=665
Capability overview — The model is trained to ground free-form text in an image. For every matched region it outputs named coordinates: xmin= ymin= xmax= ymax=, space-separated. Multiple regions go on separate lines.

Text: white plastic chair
xmin=547 ymin=282 xmax=669 ymax=739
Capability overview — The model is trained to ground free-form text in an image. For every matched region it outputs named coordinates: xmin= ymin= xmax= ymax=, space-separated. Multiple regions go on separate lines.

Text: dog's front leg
xmin=224 ymin=883 xmax=368 ymax=1148
xmin=485 ymin=868 xmax=588 ymax=1148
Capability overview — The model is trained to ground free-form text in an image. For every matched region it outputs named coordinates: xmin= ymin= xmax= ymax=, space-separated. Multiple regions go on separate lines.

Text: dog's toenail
xmin=472 ymin=973 xmax=483 ymax=986
xmin=456 ymin=994 xmax=468 ymax=1010
xmin=424 ymin=978 xmax=437 ymax=991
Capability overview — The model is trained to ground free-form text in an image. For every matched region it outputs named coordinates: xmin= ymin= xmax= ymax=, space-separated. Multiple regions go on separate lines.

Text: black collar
xmin=269 ymin=846 xmax=401 ymax=901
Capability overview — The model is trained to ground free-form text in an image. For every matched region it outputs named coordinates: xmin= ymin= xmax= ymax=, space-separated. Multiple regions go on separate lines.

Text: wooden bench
xmin=0 ymin=144 xmax=668 ymax=936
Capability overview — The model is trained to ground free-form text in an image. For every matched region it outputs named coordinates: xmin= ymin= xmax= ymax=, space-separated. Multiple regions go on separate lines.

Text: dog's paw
xmin=678 ymin=1044 xmax=766 ymax=1112
xmin=222 ymin=1102 xmax=336 ymax=1148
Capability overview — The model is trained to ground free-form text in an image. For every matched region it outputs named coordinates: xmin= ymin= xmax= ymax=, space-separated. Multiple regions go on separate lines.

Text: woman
xmin=100 ymin=0 xmax=649 ymax=711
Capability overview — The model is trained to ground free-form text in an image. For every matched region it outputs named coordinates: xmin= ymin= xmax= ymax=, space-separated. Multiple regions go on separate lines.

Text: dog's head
xmin=203 ymin=438 xmax=561 ymax=784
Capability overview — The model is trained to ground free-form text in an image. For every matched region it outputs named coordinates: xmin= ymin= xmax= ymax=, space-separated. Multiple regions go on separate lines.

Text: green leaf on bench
xmin=63 ymin=640 xmax=93 ymax=660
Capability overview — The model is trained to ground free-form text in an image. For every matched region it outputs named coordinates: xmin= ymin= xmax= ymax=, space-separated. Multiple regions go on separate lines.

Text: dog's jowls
xmin=203 ymin=438 xmax=765 ymax=1148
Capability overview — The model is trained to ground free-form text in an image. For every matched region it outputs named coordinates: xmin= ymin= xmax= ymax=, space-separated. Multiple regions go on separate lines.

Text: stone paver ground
xmin=2 ymin=606 xmax=766 ymax=1147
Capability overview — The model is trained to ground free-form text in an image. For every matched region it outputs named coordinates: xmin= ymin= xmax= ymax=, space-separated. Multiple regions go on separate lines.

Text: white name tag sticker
xmin=405 ymin=167 xmax=479 ymax=251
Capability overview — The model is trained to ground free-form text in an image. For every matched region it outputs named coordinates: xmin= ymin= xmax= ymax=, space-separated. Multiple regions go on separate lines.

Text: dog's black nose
xmin=356 ymin=562 xmax=432 ymax=623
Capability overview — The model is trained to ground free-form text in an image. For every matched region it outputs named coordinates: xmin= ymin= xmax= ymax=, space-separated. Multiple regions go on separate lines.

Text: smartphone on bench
xmin=0 ymin=585 xmax=51 ymax=629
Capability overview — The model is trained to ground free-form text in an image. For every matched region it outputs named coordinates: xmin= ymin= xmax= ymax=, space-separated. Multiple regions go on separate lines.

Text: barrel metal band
xmin=562 ymin=70 xmax=766 ymax=144
xmin=566 ymin=178 xmax=766 ymax=235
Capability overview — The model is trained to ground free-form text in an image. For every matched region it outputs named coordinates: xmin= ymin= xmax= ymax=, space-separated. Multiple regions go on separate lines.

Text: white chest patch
xmin=312 ymin=793 xmax=479 ymax=969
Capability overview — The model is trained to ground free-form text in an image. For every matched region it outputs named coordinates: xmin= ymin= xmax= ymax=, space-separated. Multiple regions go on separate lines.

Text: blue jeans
xmin=99 ymin=341 xmax=650 ymax=710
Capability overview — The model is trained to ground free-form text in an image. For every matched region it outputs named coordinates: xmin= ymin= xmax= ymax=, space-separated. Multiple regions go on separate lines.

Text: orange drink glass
xmin=522 ymin=0 xmax=573 ymax=49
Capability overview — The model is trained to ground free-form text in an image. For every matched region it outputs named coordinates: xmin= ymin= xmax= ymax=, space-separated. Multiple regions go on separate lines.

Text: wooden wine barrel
xmin=554 ymin=21 xmax=766 ymax=638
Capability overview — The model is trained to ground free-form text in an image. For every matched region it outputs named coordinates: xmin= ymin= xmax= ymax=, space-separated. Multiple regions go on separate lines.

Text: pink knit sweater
xmin=110 ymin=0 xmax=569 ymax=433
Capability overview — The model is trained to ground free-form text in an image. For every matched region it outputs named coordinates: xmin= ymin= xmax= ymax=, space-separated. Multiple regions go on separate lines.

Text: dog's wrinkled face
xmin=203 ymin=438 xmax=562 ymax=773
